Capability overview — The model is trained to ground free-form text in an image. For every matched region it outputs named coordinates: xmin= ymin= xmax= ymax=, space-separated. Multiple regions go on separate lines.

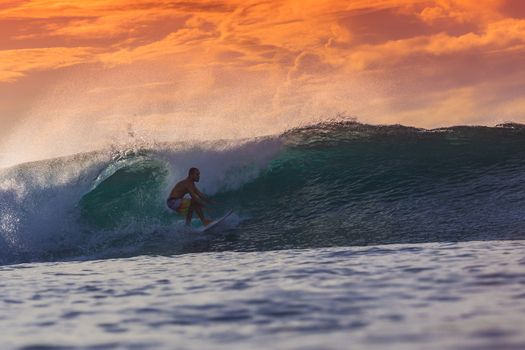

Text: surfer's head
xmin=188 ymin=167 xmax=200 ymax=182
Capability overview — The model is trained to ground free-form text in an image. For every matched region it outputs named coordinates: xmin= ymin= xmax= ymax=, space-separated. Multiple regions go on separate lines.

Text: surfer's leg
xmin=190 ymin=199 xmax=211 ymax=226
xmin=185 ymin=206 xmax=193 ymax=225
xmin=174 ymin=199 xmax=192 ymax=225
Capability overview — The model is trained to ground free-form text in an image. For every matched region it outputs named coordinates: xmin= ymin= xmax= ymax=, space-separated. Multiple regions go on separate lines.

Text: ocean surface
xmin=1 ymin=121 xmax=525 ymax=349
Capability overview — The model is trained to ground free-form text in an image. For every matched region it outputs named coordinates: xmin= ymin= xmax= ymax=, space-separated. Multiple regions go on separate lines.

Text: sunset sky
xmin=1 ymin=0 xmax=525 ymax=166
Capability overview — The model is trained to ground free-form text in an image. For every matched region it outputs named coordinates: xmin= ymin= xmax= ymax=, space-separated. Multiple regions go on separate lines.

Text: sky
xmin=1 ymin=0 xmax=525 ymax=166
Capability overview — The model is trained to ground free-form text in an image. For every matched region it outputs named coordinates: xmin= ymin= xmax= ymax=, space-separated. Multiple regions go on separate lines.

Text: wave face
xmin=1 ymin=122 xmax=525 ymax=264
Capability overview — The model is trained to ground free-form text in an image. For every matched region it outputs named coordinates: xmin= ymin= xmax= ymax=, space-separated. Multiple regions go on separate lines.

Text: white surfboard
xmin=196 ymin=210 xmax=234 ymax=233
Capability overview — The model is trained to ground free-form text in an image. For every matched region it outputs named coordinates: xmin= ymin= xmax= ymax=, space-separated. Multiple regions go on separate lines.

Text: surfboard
xmin=196 ymin=210 xmax=234 ymax=233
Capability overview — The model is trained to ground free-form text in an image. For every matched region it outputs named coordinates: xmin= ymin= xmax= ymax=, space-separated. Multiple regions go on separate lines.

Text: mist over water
xmin=1 ymin=121 xmax=524 ymax=265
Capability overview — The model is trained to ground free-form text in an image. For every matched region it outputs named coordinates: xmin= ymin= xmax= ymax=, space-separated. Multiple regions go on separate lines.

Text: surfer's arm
xmin=195 ymin=188 xmax=214 ymax=203
xmin=187 ymin=185 xmax=206 ymax=206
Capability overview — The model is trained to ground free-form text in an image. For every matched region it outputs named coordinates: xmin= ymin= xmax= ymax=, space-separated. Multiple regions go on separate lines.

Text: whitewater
xmin=1 ymin=121 xmax=525 ymax=349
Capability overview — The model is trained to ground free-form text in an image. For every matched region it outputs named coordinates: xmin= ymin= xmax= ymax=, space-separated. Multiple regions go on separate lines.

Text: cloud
xmin=0 ymin=0 xmax=522 ymax=82
xmin=418 ymin=1 xmax=491 ymax=24
xmin=327 ymin=16 xmax=525 ymax=74
xmin=2 ymin=1 xmax=524 ymax=91
xmin=0 ymin=47 xmax=96 ymax=82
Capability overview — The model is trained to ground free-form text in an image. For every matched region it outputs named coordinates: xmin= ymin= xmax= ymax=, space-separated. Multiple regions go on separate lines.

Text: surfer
xmin=167 ymin=167 xmax=212 ymax=226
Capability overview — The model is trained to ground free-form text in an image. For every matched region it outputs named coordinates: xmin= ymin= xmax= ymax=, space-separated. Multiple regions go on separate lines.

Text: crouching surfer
xmin=167 ymin=167 xmax=212 ymax=226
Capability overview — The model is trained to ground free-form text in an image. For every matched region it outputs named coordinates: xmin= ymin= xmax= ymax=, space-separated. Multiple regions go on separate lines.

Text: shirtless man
xmin=167 ymin=167 xmax=212 ymax=226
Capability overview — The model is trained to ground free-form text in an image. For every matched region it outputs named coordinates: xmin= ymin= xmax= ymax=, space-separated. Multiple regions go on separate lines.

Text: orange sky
xmin=1 ymin=0 xmax=525 ymax=166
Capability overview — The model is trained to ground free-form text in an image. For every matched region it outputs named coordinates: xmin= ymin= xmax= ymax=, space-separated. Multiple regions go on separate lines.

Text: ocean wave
xmin=1 ymin=121 xmax=524 ymax=264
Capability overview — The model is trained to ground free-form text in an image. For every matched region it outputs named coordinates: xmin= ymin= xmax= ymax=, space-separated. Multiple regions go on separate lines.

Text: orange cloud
xmin=0 ymin=47 xmax=96 ymax=82
xmin=418 ymin=0 xmax=503 ymax=23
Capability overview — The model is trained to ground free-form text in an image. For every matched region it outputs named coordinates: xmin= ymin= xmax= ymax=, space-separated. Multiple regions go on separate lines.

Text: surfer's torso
xmin=168 ymin=179 xmax=195 ymax=200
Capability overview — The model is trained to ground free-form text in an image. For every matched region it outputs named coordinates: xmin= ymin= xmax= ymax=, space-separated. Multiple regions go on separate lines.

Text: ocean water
xmin=1 ymin=121 xmax=525 ymax=349
xmin=2 ymin=241 xmax=525 ymax=350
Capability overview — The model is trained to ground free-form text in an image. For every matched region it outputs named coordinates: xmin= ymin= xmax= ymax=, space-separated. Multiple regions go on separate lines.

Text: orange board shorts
xmin=167 ymin=198 xmax=191 ymax=216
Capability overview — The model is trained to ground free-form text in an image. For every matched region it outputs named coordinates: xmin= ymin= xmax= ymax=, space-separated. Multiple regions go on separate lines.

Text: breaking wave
xmin=1 ymin=121 xmax=525 ymax=264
